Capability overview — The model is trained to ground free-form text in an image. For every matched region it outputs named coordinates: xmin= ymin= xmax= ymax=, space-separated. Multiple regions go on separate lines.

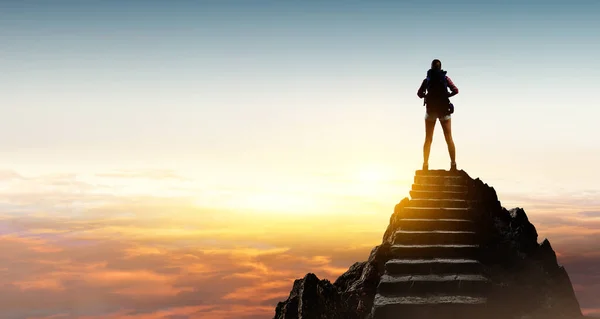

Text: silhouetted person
xmin=417 ymin=59 xmax=459 ymax=171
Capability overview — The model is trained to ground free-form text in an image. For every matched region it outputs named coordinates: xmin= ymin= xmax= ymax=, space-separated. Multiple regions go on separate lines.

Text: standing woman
xmin=417 ymin=59 xmax=459 ymax=171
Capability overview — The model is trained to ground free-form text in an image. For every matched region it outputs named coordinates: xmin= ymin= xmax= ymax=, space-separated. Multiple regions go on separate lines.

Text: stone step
xmin=414 ymin=175 xmax=468 ymax=186
xmin=406 ymin=198 xmax=469 ymax=208
xmin=415 ymin=169 xmax=464 ymax=177
xmin=401 ymin=207 xmax=476 ymax=220
xmin=377 ymin=274 xmax=490 ymax=296
xmin=391 ymin=244 xmax=479 ymax=259
xmin=394 ymin=230 xmax=478 ymax=245
xmin=385 ymin=258 xmax=484 ymax=276
xmin=412 ymin=183 xmax=468 ymax=193
xmin=398 ymin=219 xmax=476 ymax=232
xmin=372 ymin=294 xmax=487 ymax=319
xmin=410 ymin=190 xmax=469 ymax=200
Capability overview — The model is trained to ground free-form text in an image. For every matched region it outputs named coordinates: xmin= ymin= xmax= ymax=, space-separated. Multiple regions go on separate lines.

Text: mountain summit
xmin=273 ymin=169 xmax=583 ymax=319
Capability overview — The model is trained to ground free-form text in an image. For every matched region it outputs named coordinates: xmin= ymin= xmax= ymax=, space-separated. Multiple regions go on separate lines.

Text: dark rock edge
xmin=273 ymin=170 xmax=584 ymax=319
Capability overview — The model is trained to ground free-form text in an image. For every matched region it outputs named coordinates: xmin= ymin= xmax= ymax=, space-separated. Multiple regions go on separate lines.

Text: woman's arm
xmin=446 ymin=76 xmax=459 ymax=97
xmin=417 ymin=79 xmax=427 ymax=98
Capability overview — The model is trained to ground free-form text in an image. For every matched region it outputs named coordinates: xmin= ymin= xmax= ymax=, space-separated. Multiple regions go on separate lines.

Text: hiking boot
xmin=450 ymin=162 xmax=457 ymax=172
xmin=422 ymin=163 xmax=429 ymax=171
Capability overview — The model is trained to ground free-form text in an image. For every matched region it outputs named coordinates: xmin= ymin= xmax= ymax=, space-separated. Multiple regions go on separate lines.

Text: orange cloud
xmin=1 ymin=173 xmax=599 ymax=319
xmin=0 ymin=207 xmax=380 ymax=319
xmin=582 ymin=308 xmax=600 ymax=317
xmin=14 ymin=277 xmax=64 ymax=291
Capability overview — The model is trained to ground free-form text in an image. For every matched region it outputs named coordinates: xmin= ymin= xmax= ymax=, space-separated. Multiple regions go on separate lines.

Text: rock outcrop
xmin=273 ymin=169 xmax=583 ymax=319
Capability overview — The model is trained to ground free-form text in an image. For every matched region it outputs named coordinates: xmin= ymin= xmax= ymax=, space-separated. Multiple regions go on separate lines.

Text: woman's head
xmin=431 ymin=59 xmax=442 ymax=70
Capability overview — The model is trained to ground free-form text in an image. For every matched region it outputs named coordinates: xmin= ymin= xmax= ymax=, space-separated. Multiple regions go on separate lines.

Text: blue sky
xmin=1 ymin=1 xmax=598 ymax=194
xmin=1 ymin=0 xmax=600 ymax=190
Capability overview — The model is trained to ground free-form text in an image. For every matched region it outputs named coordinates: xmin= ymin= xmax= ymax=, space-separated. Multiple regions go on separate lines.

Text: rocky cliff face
xmin=273 ymin=245 xmax=392 ymax=319
xmin=273 ymin=170 xmax=583 ymax=319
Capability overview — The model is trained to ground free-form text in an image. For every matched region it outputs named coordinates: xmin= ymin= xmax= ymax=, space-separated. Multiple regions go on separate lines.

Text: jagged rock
xmin=466 ymin=174 xmax=582 ymax=319
xmin=273 ymin=244 xmax=394 ymax=319
xmin=334 ymin=261 xmax=367 ymax=292
xmin=382 ymin=198 xmax=411 ymax=244
xmin=273 ymin=273 xmax=345 ymax=319
xmin=273 ymin=170 xmax=584 ymax=319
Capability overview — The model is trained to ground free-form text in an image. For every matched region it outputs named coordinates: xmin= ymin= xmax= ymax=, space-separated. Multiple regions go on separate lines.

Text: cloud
xmin=0 ymin=167 xmax=598 ymax=318
xmin=0 ymin=169 xmax=24 ymax=181
xmin=5 ymin=202 xmax=595 ymax=319
xmin=94 ymin=169 xmax=189 ymax=181
xmin=583 ymin=308 xmax=600 ymax=317
xmin=498 ymin=190 xmax=600 ymax=213
xmin=2 ymin=206 xmax=598 ymax=318
xmin=578 ymin=211 xmax=600 ymax=218
xmin=0 ymin=204 xmax=375 ymax=319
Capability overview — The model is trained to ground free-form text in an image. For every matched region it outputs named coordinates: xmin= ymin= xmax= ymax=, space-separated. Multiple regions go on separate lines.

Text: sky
xmin=0 ymin=0 xmax=599 ymax=318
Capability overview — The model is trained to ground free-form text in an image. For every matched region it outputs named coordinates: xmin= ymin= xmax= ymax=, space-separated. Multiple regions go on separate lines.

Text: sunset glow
xmin=1 ymin=0 xmax=600 ymax=318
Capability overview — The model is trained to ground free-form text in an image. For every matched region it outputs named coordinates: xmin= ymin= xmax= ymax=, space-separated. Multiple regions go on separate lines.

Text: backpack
xmin=425 ymin=69 xmax=453 ymax=114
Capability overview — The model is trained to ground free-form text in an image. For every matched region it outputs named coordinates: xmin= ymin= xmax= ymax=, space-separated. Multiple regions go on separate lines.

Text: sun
xmin=352 ymin=165 xmax=390 ymax=196
xmin=356 ymin=168 xmax=386 ymax=183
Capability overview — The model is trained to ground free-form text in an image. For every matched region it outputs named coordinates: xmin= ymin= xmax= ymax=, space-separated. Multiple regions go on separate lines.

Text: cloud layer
xmin=0 ymin=210 xmax=374 ymax=319
xmin=0 ymin=169 xmax=598 ymax=319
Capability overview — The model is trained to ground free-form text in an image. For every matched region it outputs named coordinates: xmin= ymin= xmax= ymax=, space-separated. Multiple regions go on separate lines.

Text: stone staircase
xmin=372 ymin=169 xmax=491 ymax=319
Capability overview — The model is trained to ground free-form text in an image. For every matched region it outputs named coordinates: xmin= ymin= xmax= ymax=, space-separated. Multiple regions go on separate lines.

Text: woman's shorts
xmin=425 ymin=111 xmax=451 ymax=122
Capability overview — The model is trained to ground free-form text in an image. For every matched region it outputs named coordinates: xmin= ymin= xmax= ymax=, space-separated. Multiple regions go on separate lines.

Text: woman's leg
xmin=423 ymin=118 xmax=436 ymax=168
xmin=440 ymin=118 xmax=456 ymax=166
